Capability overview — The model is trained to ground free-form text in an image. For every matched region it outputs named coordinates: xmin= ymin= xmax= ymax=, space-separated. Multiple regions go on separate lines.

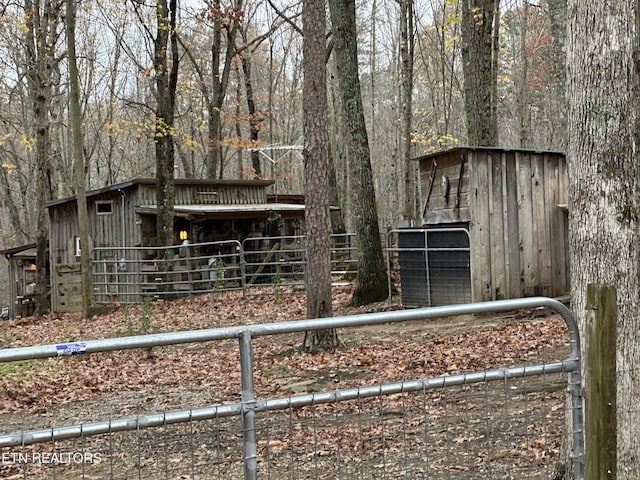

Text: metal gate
xmin=0 ymin=298 xmax=583 ymax=480
xmin=91 ymin=234 xmax=360 ymax=304
xmin=389 ymin=227 xmax=472 ymax=307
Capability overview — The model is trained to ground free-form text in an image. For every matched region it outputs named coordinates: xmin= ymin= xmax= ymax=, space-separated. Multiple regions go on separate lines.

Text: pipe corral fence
xmin=91 ymin=234 xmax=359 ymax=304
xmin=91 ymin=229 xmax=474 ymax=308
xmin=0 ymin=298 xmax=583 ymax=479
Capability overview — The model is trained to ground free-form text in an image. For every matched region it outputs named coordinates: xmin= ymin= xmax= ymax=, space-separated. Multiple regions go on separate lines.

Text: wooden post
xmin=585 ymin=284 xmax=617 ymax=479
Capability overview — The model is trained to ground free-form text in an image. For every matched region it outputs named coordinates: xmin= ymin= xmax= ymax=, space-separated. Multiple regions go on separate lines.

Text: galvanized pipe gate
xmin=0 ymin=297 xmax=584 ymax=479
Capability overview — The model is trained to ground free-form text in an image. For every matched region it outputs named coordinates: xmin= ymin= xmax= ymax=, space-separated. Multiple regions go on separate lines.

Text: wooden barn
xmin=404 ymin=146 xmax=569 ymax=306
xmin=46 ymin=178 xmax=305 ymax=312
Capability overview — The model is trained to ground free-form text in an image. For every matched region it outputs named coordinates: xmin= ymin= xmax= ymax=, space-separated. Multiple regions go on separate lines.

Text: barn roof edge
xmin=411 ymin=146 xmax=566 ymax=162
xmin=45 ymin=178 xmax=276 ymax=209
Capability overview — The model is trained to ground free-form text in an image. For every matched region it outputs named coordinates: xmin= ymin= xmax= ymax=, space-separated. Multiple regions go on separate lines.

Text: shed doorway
xmin=397 ymin=224 xmax=471 ymax=307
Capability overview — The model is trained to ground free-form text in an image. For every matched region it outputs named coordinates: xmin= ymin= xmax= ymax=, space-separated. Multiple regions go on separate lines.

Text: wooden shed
xmin=412 ymin=146 xmax=569 ymax=303
xmin=46 ymin=178 xmax=305 ymax=312
xmin=0 ymin=243 xmax=42 ymax=319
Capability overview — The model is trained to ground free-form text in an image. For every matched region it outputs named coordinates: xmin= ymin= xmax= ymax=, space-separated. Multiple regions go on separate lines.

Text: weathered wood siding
xmin=1 ymin=247 xmax=37 ymax=318
xmin=468 ymin=149 xmax=568 ymax=301
xmin=55 ymin=263 xmax=82 ymax=313
xmin=418 ymin=148 xmax=569 ymax=303
xmin=48 ymin=202 xmax=77 ymax=313
xmin=136 ymin=182 xmax=268 ymax=205
xmin=419 ymin=152 xmax=470 ymax=224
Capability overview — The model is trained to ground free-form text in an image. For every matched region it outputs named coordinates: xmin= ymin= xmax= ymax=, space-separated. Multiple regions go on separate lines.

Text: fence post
xmin=239 ymin=330 xmax=258 ymax=480
xmin=585 ymin=284 xmax=617 ymax=479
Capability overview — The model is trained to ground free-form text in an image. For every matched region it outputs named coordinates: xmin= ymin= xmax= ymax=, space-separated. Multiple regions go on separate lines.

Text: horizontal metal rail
xmin=91 ymin=235 xmax=359 ymax=302
xmin=0 ymin=359 xmax=578 ymax=448
xmin=0 ymin=297 xmax=579 ymax=362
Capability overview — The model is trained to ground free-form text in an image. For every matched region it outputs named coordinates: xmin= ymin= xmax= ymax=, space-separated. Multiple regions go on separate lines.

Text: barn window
xmin=96 ymin=200 xmax=113 ymax=215
xmin=74 ymin=236 xmax=82 ymax=257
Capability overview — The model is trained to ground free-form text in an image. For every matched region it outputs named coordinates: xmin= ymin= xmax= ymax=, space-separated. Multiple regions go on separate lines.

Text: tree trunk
xmin=240 ymin=50 xmax=262 ymax=176
xmin=206 ymin=108 xmax=222 ymax=179
xmin=66 ymin=0 xmax=92 ymax=317
xmin=154 ymin=0 xmax=179 ymax=251
xmin=516 ymin=2 xmax=530 ymax=148
xmin=0 ymin=154 xmax=29 ymax=243
xmin=327 ymin=142 xmax=346 ymax=235
xmin=328 ymin=0 xmax=388 ymax=306
xmin=205 ymin=0 xmax=243 ymax=179
xmin=234 ymin=65 xmax=245 ymax=178
xmin=327 ymin=61 xmax=351 ymax=234
xmin=547 ymin=0 xmax=568 ymax=150
xmin=301 ymin=0 xmax=337 ymax=352
xmin=25 ymin=0 xmax=63 ymax=315
xmin=461 ymin=0 xmax=499 ymax=146
xmin=399 ymin=0 xmax=418 ymax=223
xmin=567 ymin=1 xmax=640 ymax=478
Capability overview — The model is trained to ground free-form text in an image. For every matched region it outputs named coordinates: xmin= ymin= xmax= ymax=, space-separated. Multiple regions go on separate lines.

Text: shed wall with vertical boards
xmin=0 ymin=244 xmax=39 ymax=319
xmin=416 ymin=147 xmax=569 ymax=303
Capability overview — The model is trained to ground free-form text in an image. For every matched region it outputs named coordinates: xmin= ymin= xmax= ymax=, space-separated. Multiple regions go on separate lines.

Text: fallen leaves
xmin=0 ymin=286 xmax=571 ymax=477
xmin=3 ymin=287 xmax=570 ymax=417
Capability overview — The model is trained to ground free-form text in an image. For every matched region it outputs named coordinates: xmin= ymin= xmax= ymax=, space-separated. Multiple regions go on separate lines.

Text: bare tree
xmin=398 ymin=0 xmax=418 ymax=222
xmin=301 ymin=0 xmax=337 ymax=351
xmin=547 ymin=0 xmax=567 ymax=150
xmin=65 ymin=0 xmax=92 ymax=316
xmin=239 ymin=48 xmax=262 ymax=176
xmin=24 ymin=0 xmax=64 ymax=314
xmin=237 ymin=8 xmax=287 ymax=177
xmin=205 ymin=0 xmax=243 ymax=178
xmin=328 ymin=0 xmax=388 ymax=306
xmin=149 ymin=0 xmax=180 ymax=249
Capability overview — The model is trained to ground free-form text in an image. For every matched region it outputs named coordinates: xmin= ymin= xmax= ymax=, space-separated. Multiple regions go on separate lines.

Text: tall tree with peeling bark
xmin=328 ymin=0 xmax=388 ymax=306
xmin=567 ymin=1 xmax=640 ymax=478
xmin=301 ymin=0 xmax=337 ymax=351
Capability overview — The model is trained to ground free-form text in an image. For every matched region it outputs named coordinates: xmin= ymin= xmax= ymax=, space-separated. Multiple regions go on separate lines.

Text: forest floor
xmin=0 ymin=286 xmax=572 ymax=479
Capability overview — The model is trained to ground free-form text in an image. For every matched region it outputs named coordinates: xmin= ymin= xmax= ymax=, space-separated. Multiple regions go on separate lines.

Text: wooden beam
xmin=585 ymin=284 xmax=617 ymax=479
xmin=422 ymin=159 xmax=438 ymax=218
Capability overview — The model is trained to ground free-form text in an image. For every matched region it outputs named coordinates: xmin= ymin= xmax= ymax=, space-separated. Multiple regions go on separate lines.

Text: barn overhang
xmin=0 ymin=243 xmax=37 ymax=259
xmin=135 ymin=203 xmax=306 ymax=220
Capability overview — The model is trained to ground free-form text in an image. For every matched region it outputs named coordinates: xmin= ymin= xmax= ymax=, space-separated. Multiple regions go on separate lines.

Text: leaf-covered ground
xmin=0 ymin=286 xmax=572 ymax=479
